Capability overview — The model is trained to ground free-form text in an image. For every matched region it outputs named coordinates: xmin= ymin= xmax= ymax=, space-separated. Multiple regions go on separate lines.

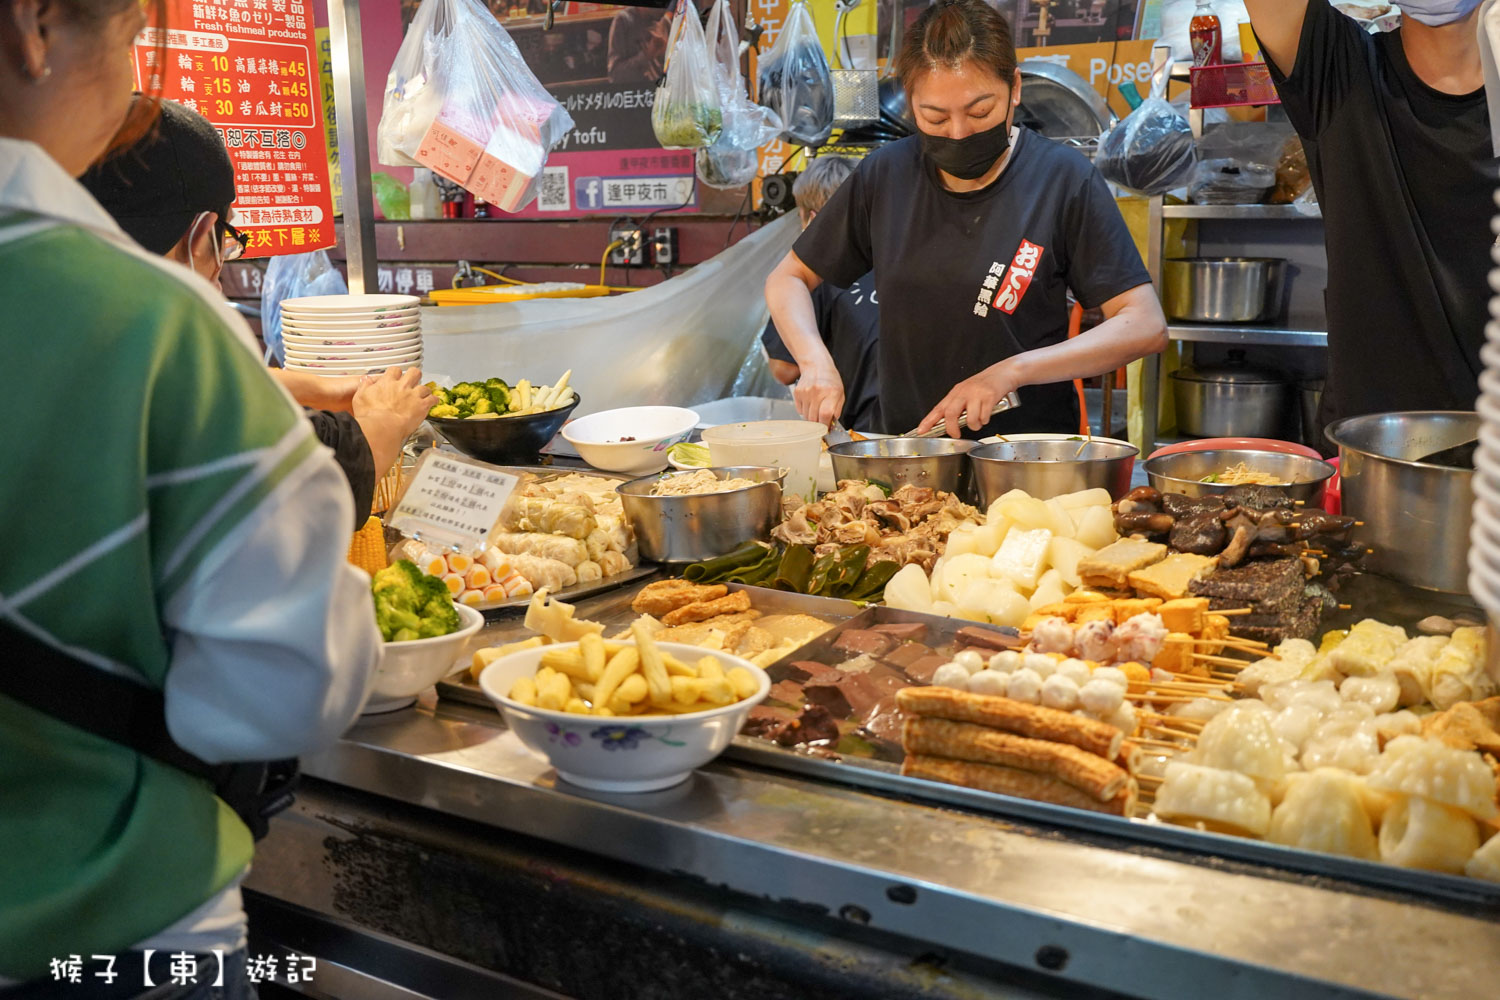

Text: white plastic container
xmin=701 ymin=420 xmax=826 ymax=501
xmin=409 ymin=167 xmax=440 ymax=219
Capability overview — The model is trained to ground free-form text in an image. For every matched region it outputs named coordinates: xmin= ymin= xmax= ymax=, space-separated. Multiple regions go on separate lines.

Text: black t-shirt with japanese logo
xmin=793 ymin=128 xmax=1151 ymax=437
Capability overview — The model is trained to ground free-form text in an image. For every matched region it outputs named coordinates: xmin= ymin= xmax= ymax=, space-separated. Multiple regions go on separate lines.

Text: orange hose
xmin=1067 ymin=302 xmax=1088 ymax=436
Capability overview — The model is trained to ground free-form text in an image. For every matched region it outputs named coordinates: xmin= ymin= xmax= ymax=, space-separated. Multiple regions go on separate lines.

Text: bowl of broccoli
xmin=426 ymin=378 xmax=581 ymax=465
xmin=367 ymin=560 xmax=485 ymax=713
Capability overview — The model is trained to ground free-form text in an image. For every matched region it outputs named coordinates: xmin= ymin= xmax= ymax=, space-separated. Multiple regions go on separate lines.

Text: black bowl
xmin=427 ymin=395 xmax=580 ymax=465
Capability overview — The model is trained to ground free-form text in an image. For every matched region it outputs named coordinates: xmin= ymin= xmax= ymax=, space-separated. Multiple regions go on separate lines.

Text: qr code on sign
xmin=537 ymin=166 xmax=569 ymax=212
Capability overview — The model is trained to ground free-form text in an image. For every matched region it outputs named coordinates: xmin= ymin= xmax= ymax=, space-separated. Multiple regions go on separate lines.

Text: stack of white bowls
xmin=280 ymin=293 xmax=421 ymax=376
xmin=1467 ymin=188 xmax=1500 ymax=610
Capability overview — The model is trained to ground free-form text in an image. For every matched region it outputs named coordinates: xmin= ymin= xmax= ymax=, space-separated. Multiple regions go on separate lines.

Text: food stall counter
xmin=244 ymin=691 xmax=1500 ymax=1000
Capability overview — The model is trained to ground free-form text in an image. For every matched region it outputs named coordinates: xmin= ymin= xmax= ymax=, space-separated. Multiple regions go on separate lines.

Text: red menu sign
xmin=133 ymin=0 xmax=335 ymax=258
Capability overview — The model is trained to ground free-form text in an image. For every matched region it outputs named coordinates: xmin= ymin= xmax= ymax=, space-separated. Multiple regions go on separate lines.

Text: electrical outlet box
xmin=608 ymin=225 xmax=645 ymax=267
xmin=651 ymin=227 xmax=679 ymax=267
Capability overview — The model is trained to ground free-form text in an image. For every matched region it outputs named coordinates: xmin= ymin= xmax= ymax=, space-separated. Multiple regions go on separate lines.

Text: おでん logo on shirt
xmin=974 ymin=239 xmax=1045 ymax=318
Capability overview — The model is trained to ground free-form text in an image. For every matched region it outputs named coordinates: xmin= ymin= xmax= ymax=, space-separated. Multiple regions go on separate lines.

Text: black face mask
xmin=919 ymin=121 xmax=1012 ymax=181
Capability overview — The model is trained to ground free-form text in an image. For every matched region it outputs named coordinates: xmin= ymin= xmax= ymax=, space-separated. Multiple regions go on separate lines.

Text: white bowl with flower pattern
xmin=477 ymin=640 xmax=770 ymax=792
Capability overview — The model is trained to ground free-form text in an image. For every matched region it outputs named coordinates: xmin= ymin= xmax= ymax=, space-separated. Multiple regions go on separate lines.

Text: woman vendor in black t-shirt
xmin=765 ymin=0 xmax=1167 ymax=438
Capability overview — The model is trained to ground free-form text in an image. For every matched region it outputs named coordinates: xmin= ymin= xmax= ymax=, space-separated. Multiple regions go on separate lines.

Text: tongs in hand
xmin=909 ymin=392 xmax=1022 ymax=438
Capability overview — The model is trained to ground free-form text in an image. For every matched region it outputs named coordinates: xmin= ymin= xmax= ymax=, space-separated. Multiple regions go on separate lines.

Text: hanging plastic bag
xmin=651 ymin=0 xmax=724 ymax=150
xmin=260 ymin=250 xmax=347 ymax=366
xmin=1096 ymin=56 xmax=1196 ymax=196
xmin=377 ymin=0 xmax=574 ymax=213
xmin=757 ymin=0 xmax=834 ymax=148
xmin=696 ymin=0 xmax=782 ymax=188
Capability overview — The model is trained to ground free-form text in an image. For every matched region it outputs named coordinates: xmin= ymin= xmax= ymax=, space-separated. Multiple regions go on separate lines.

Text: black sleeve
xmin=1259 ymin=1 xmax=1368 ymax=140
xmin=791 ymin=163 xmax=874 ymax=288
xmin=760 ymin=317 xmax=795 ymax=363
xmin=306 ymin=409 xmax=376 ymax=531
xmin=1061 ymin=167 xmax=1153 ymax=310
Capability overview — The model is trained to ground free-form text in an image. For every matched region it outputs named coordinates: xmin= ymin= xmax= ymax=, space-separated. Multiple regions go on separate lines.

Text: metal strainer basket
xmin=832 ymin=0 xmax=878 ymax=128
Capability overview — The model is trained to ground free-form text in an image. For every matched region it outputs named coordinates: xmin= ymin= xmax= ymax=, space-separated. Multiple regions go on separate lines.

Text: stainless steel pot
xmin=828 ymin=437 xmax=976 ymax=498
xmin=1163 ymin=257 xmax=1287 ymax=323
xmin=1170 ymin=350 xmax=1293 ymax=438
xmin=616 ymin=467 xmax=785 ymax=564
xmin=1325 ymin=411 xmax=1479 ymax=593
xmin=1143 ymin=448 xmax=1334 ymax=506
xmin=969 ymin=440 xmax=1138 ymax=505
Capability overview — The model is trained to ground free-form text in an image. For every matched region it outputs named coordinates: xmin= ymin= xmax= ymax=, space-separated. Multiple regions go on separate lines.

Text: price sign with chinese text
xmin=133 ymin=0 xmax=336 ymax=257
xmin=387 ymin=450 xmax=520 ymax=556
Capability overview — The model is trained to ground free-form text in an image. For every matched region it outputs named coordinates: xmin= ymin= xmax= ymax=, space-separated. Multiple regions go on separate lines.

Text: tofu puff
xmin=1154 ymin=762 xmax=1272 ymax=838
xmin=1267 ymin=769 xmax=1379 ymax=860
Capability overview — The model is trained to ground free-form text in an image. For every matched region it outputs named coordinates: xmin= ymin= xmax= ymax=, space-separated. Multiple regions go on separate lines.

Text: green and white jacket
xmin=0 ymin=138 xmax=381 ymax=980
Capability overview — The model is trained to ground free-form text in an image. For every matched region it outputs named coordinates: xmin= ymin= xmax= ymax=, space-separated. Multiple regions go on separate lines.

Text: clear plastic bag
xmin=757 ymin=0 xmax=834 ymax=148
xmin=651 ymin=0 xmax=724 ymax=150
xmin=376 ymin=0 xmax=574 ymax=213
xmin=696 ymin=0 xmax=782 ymax=189
xmin=260 ymin=250 xmax=348 ymax=366
xmin=1188 ymin=123 xmax=1289 ymax=204
xmin=1097 ymin=58 xmax=1196 ymax=196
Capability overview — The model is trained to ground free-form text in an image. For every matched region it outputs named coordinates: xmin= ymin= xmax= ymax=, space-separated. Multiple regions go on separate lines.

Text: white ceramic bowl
xmin=365 ymin=603 xmax=484 ymax=713
xmin=560 ymin=406 xmax=699 ymax=475
xmin=284 ymin=345 xmax=422 ymax=362
xmin=282 ymin=293 xmax=420 ymax=316
xmin=478 ymin=640 xmax=770 ymax=792
xmin=280 ymin=313 xmax=420 ymax=331
xmin=281 ymin=326 xmax=420 ymax=340
xmin=283 ymin=336 xmax=421 ymax=352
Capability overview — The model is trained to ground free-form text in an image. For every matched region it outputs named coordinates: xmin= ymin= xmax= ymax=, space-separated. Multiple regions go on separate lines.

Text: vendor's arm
xmin=1244 ymin=0 xmax=1310 ymax=77
xmin=766 ymin=249 xmax=845 ymax=425
xmin=917 ymin=284 xmax=1166 ymax=436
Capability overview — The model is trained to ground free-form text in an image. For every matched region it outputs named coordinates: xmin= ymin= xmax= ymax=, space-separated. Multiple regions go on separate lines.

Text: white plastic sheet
xmin=420 ymin=214 xmax=799 ymax=413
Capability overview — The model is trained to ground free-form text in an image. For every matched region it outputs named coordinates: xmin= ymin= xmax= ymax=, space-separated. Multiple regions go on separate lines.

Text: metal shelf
xmin=1162 ymin=203 xmax=1322 ymax=220
xmin=1168 ymin=323 xmax=1327 ymax=347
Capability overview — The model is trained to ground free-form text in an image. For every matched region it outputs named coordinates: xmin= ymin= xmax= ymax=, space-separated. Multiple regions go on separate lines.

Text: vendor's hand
xmin=917 ymin=362 xmax=1021 ymax=439
xmin=793 ymin=367 xmax=845 ymax=428
xmin=353 ymin=367 xmax=434 ymax=472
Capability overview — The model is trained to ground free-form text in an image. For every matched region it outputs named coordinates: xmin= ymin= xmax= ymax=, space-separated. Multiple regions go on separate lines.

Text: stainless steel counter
xmin=246 ymin=693 xmax=1500 ymax=1000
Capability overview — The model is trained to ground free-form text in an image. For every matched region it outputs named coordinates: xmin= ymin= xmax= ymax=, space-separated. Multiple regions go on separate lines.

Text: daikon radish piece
xmin=1073 ymin=505 xmax=1118 ymax=551
xmin=1047 ymin=536 xmax=1093 ymax=589
xmin=960 ymin=579 xmax=1029 ymax=628
xmin=1028 ymin=569 xmax=1068 ymax=612
xmin=990 ymin=528 xmax=1052 ymax=591
xmin=1044 ymin=498 xmax=1076 ymax=540
xmin=998 ymin=495 xmax=1052 ymax=532
xmin=1055 ymin=488 xmax=1112 ymax=510
xmin=985 ymin=489 xmax=1031 ymax=524
xmin=884 ymin=563 xmax=935 ymax=612
xmin=935 ymin=553 xmax=996 ymax=606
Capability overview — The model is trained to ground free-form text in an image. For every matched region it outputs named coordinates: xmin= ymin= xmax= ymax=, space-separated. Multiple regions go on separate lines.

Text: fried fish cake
xmin=631 ymin=580 xmax=729 ymax=617
xmin=661 ymin=590 xmax=754 ymax=627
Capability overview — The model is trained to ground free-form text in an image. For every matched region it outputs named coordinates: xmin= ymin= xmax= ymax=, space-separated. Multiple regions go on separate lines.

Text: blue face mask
xmin=1398 ymin=0 xmax=1481 ymax=26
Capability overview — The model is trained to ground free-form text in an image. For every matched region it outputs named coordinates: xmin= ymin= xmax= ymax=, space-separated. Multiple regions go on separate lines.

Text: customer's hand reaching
xmin=353 ymin=367 xmax=434 ymax=474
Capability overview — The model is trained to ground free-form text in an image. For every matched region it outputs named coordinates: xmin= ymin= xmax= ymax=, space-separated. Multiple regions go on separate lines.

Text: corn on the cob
xmin=348 ymin=517 xmax=388 ymax=576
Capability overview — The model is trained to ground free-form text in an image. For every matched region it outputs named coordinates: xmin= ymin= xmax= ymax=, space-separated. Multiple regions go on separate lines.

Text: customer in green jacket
xmin=0 ymin=0 xmax=381 ymax=995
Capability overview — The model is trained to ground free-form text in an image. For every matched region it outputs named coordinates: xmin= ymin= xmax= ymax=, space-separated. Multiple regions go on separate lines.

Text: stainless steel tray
xmin=723 ymin=605 xmax=1500 ymax=909
xmin=437 ymin=582 xmax=864 ymax=707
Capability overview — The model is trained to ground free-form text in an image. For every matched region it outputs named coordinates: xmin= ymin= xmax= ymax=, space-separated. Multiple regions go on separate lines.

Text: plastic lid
xmin=701 ymin=420 xmax=827 ymax=445
xmin=1173 ymin=349 xmax=1288 ymax=385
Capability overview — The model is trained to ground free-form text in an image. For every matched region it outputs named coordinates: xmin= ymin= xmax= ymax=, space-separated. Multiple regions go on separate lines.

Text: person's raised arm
xmin=765 ymin=250 xmax=844 ymax=426
xmin=1245 ymin=0 xmax=1312 ymax=77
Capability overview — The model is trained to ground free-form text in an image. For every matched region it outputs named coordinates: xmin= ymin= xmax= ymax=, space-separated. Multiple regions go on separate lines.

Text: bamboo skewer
xmin=1141 ymin=722 xmax=1205 ymax=741
xmin=1215 ymin=608 xmax=1255 ymax=616
xmin=1140 ymin=713 xmax=1205 ymax=729
xmin=1135 ymin=737 xmax=1189 ymax=751
xmin=1193 ymin=653 xmax=1256 ymax=668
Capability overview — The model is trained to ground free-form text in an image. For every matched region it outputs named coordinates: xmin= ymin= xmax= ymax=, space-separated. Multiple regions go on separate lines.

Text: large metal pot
xmin=969 ymin=440 xmax=1138 ymax=505
xmin=828 ymin=437 xmax=975 ymax=498
xmin=1325 ymin=411 xmax=1479 ymax=593
xmin=616 ymin=467 xmax=785 ymax=564
xmin=1163 ymin=257 xmax=1287 ymax=323
xmin=1170 ymin=350 xmax=1293 ymax=438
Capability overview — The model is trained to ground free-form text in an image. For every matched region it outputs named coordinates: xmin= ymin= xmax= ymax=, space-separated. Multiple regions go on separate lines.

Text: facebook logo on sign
xmin=575 ymin=177 xmax=603 ymax=211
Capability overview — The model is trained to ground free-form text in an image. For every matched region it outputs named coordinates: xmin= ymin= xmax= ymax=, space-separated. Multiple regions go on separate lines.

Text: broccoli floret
xmin=371 ymin=559 xmax=460 ymax=642
xmin=429 ymin=384 xmax=452 ymax=405
xmin=451 ymin=381 xmax=477 ymax=396
xmin=486 ymin=384 xmax=511 ymax=411
xmin=472 ymin=397 xmax=496 ymax=415
xmin=484 ymin=377 xmax=510 ymax=390
xmin=428 ymin=403 xmax=461 ymax=419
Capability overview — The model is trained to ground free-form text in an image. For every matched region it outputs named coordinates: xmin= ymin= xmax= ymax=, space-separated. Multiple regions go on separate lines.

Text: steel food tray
xmin=721 ymin=605 xmax=1500 ymax=909
xmin=437 ymin=582 xmax=864 ymax=708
